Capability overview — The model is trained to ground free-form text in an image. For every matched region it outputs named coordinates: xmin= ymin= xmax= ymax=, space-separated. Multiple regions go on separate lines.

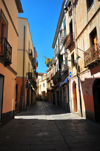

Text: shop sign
xmin=60 ymin=78 xmax=68 ymax=87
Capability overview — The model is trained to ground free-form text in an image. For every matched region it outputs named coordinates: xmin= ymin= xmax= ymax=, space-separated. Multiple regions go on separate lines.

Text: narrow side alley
xmin=0 ymin=101 xmax=100 ymax=151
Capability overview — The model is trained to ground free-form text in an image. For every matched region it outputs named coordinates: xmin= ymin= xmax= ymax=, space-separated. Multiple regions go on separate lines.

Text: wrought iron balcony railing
xmin=28 ymin=49 xmax=33 ymax=59
xmin=53 ymin=70 xmax=61 ymax=83
xmin=31 ymin=58 xmax=38 ymax=68
xmin=84 ymin=43 xmax=100 ymax=68
xmin=26 ymin=72 xmax=33 ymax=80
xmin=31 ymin=58 xmax=35 ymax=67
xmin=0 ymin=37 xmax=12 ymax=65
xmin=64 ymin=32 xmax=74 ymax=49
xmin=32 ymin=78 xmax=37 ymax=89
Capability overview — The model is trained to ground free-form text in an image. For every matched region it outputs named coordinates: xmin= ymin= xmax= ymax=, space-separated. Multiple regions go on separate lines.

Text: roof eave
xmin=15 ymin=0 xmax=23 ymax=13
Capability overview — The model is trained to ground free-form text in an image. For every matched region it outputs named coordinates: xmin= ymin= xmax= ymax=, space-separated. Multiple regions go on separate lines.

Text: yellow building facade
xmin=0 ymin=0 xmax=23 ymax=123
xmin=16 ymin=18 xmax=37 ymax=111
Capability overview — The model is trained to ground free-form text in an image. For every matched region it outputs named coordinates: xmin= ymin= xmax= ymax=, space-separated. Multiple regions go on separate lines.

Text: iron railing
xmin=84 ymin=44 xmax=100 ymax=67
xmin=53 ymin=70 xmax=61 ymax=83
xmin=31 ymin=58 xmax=35 ymax=66
xmin=28 ymin=49 xmax=33 ymax=59
xmin=0 ymin=37 xmax=12 ymax=64
xmin=26 ymin=72 xmax=33 ymax=80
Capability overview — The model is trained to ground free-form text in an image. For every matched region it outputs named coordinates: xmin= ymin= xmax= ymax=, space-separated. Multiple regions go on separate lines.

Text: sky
xmin=19 ymin=0 xmax=63 ymax=73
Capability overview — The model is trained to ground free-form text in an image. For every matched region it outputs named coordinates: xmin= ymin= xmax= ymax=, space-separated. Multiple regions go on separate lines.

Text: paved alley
xmin=0 ymin=101 xmax=100 ymax=151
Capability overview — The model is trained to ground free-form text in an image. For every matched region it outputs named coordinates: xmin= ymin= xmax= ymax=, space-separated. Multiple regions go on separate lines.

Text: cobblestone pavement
xmin=0 ymin=101 xmax=100 ymax=151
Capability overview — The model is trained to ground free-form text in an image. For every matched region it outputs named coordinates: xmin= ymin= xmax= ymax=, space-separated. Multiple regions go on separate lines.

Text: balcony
xmin=29 ymin=49 xmax=33 ymax=60
xmin=53 ymin=70 xmax=61 ymax=83
xmin=26 ymin=72 xmax=33 ymax=80
xmin=31 ymin=58 xmax=35 ymax=66
xmin=64 ymin=33 xmax=75 ymax=50
xmin=84 ymin=44 xmax=100 ymax=68
xmin=60 ymin=29 xmax=66 ymax=45
xmin=0 ymin=37 xmax=12 ymax=66
xmin=32 ymin=78 xmax=37 ymax=89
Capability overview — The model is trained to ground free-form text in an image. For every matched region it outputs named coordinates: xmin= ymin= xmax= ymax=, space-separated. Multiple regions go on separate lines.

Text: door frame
xmin=0 ymin=74 xmax=4 ymax=122
xmin=93 ymin=78 xmax=100 ymax=122
xmin=73 ymin=81 xmax=78 ymax=112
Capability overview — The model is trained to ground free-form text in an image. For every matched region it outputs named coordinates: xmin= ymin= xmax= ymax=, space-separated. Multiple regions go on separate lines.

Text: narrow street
xmin=0 ymin=101 xmax=100 ymax=151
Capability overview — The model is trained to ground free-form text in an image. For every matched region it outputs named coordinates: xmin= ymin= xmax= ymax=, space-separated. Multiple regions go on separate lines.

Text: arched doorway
xmin=73 ymin=81 xmax=78 ymax=112
xmin=93 ymin=79 xmax=100 ymax=122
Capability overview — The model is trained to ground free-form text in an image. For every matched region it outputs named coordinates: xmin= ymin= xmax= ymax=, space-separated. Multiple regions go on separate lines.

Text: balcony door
xmin=69 ymin=20 xmax=73 ymax=33
xmin=90 ymin=28 xmax=97 ymax=51
xmin=0 ymin=75 xmax=4 ymax=122
xmin=73 ymin=81 xmax=78 ymax=112
xmin=0 ymin=9 xmax=8 ymax=55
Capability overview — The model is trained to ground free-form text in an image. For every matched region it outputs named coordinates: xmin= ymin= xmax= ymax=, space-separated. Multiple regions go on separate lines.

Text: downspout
xmin=72 ymin=0 xmax=83 ymax=117
xmin=22 ymin=26 xmax=25 ymax=111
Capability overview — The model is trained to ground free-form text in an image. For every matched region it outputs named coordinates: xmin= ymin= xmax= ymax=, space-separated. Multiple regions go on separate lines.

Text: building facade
xmin=64 ymin=0 xmax=100 ymax=121
xmin=16 ymin=18 xmax=38 ymax=111
xmin=52 ymin=1 xmax=70 ymax=112
xmin=51 ymin=0 xmax=100 ymax=122
xmin=0 ymin=0 xmax=23 ymax=123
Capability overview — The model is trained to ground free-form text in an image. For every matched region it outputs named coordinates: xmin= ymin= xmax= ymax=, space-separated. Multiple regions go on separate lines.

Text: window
xmin=65 ymin=48 xmax=67 ymax=53
xmin=43 ymin=83 xmax=45 ymax=87
xmin=0 ymin=9 xmax=8 ymax=44
xmin=71 ymin=53 xmax=74 ymax=67
xmin=90 ymin=28 xmax=97 ymax=46
xmin=65 ymin=57 xmax=68 ymax=66
xmin=86 ymin=0 xmax=94 ymax=10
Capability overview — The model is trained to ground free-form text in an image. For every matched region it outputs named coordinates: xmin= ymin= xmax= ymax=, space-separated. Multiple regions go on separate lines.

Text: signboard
xmin=69 ymin=72 xmax=72 ymax=78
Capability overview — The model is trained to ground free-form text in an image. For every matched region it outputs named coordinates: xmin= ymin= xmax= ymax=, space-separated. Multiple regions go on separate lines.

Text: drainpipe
xmin=72 ymin=0 xmax=83 ymax=117
xmin=22 ymin=26 xmax=25 ymax=111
